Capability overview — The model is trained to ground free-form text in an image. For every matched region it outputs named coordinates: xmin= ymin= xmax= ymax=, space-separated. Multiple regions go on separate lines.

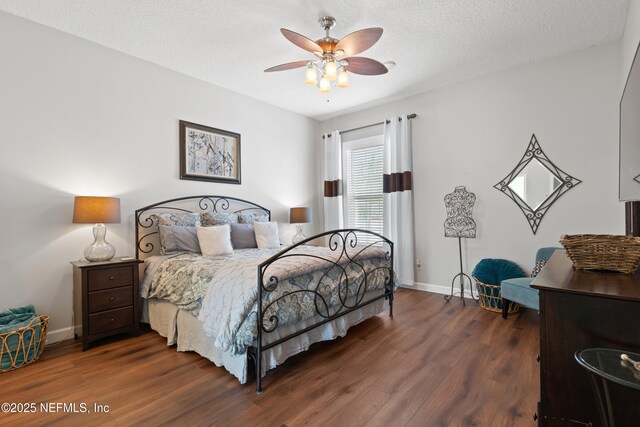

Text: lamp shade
xmin=290 ymin=207 xmax=312 ymax=224
xmin=73 ymin=196 xmax=121 ymax=224
xmin=337 ymin=70 xmax=349 ymax=88
xmin=319 ymin=77 xmax=331 ymax=93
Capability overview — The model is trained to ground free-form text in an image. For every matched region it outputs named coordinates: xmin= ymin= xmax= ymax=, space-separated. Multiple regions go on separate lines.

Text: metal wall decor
xmin=443 ymin=186 xmax=478 ymax=305
xmin=494 ymin=134 xmax=581 ymax=234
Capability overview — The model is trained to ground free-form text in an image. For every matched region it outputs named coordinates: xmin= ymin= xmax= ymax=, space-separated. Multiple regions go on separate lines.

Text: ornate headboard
xmin=134 ymin=195 xmax=270 ymax=260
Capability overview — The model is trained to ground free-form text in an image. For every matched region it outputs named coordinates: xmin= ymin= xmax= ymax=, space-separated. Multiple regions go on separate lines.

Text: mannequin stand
xmin=444 ymin=237 xmax=478 ymax=305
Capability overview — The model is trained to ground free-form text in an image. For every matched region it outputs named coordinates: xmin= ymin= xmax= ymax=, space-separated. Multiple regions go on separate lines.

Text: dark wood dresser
xmin=71 ymin=258 xmax=143 ymax=350
xmin=532 ymin=250 xmax=640 ymax=425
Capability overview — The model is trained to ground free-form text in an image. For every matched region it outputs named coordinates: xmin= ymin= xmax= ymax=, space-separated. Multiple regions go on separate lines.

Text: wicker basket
xmin=474 ymin=279 xmax=520 ymax=314
xmin=0 ymin=315 xmax=48 ymax=372
xmin=560 ymin=234 xmax=640 ymax=273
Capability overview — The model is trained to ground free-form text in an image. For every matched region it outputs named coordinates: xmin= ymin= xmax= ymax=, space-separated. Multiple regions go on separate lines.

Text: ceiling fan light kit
xmin=265 ymin=16 xmax=389 ymax=94
xmin=305 ymin=67 xmax=318 ymax=85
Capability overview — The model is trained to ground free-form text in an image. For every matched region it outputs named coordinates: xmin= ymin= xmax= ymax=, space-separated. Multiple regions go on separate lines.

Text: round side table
xmin=575 ymin=348 xmax=640 ymax=427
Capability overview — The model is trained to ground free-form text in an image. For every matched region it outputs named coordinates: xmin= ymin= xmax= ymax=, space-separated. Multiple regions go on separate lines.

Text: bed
xmin=135 ymin=195 xmax=394 ymax=392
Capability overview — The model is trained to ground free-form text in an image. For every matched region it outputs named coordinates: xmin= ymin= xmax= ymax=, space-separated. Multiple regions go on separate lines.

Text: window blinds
xmin=344 ymin=144 xmax=384 ymax=244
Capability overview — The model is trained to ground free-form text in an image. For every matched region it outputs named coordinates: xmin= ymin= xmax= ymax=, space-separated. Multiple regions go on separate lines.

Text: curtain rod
xmin=322 ymin=113 xmax=417 ymax=138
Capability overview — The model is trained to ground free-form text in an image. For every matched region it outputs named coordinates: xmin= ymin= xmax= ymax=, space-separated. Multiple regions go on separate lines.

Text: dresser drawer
xmin=88 ymin=306 xmax=133 ymax=335
xmin=87 ymin=266 xmax=133 ymax=291
xmin=88 ymin=286 xmax=133 ymax=313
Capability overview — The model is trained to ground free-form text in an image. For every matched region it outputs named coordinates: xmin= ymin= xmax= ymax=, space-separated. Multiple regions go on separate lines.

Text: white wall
xmin=622 ymin=0 xmax=640 ymax=91
xmin=320 ymin=43 xmax=623 ymax=293
xmin=0 ymin=12 xmax=319 ymax=340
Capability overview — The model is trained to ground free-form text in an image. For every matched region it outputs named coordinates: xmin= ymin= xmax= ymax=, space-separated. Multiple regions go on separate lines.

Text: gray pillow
xmin=201 ymin=212 xmax=238 ymax=227
xmin=230 ymin=223 xmax=257 ymax=249
xmin=237 ymin=212 xmax=269 ymax=224
xmin=159 ymin=225 xmax=201 ymax=254
xmin=152 ymin=213 xmax=200 ymax=254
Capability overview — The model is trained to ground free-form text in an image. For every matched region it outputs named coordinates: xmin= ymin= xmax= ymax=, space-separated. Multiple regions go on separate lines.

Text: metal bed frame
xmin=135 ymin=196 xmax=394 ymax=393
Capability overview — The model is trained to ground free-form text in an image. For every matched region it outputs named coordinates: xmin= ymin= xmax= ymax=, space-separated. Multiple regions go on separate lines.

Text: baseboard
xmin=45 ymin=283 xmax=472 ymax=343
xmin=400 ymin=281 xmax=477 ymax=299
xmin=45 ymin=326 xmax=75 ymax=345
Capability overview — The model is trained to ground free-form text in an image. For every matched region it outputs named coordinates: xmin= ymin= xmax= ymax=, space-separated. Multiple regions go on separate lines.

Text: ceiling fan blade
xmin=281 ymin=28 xmax=323 ymax=54
xmin=344 ymin=57 xmax=388 ymax=75
xmin=264 ymin=60 xmax=310 ymax=72
xmin=335 ymin=28 xmax=383 ymax=56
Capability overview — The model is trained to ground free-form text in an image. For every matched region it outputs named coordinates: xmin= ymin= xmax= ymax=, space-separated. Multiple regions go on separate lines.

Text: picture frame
xmin=179 ymin=120 xmax=241 ymax=184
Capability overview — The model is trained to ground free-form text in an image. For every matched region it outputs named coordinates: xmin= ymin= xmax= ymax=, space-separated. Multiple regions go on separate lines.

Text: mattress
xmin=141 ymin=245 xmax=390 ymax=354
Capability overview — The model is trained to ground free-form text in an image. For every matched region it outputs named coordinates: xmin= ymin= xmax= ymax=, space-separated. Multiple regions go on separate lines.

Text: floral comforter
xmin=142 ymin=245 xmax=391 ymax=354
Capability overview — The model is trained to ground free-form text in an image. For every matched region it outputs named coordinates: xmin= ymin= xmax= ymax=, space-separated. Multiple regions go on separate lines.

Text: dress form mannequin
xmin=443 ymin=186 xmax=478 ymax=304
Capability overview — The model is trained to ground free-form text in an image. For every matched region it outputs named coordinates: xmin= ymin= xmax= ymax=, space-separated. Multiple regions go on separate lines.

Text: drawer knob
xmin=536 ymin=354 xmax=540 ymax=363
xmin=109 ymin=318 xmax=115 ymax=323
xmin=109 ymin=276 xmax=115 ymax=280
xmin=109 ymin=297 xmax=115 ymax=301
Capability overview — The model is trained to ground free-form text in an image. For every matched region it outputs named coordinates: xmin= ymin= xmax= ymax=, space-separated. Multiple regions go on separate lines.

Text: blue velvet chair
xmin=501 ymin=247 xmax=559 ymax=319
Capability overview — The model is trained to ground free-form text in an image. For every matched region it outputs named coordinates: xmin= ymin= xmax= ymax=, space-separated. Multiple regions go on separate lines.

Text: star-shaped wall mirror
xmin=494 ymin=134 xmax=581 ymax=234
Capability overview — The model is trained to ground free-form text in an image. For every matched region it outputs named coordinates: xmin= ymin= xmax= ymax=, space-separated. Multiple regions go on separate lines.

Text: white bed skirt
xmin=144 ymin=296 xmax=386 ymax=384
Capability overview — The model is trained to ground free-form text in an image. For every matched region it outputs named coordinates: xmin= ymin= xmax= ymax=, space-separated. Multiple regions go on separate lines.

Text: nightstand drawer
xmin=88 ymin=306 xmax=133 ymax=335
xmin=88 ymin=286 xmax=133 ymax=313
xmin=87 ymin=266 xmax=133 ymax=291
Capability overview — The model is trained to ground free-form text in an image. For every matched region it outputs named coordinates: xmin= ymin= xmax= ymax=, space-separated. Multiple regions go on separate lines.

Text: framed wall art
xmin=179 ymin=120 xmax=241 ymax=184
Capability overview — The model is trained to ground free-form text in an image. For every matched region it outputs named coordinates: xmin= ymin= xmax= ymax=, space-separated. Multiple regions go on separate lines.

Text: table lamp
xmin=73 ymin=196 xmax=121 ymax=262
xmin=290 ymin=207 xmax=312 ymax=244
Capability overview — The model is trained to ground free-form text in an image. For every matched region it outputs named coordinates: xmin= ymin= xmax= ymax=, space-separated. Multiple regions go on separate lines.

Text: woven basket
xmin=474 ymin=279 xmax=520 ymax=314
xmin=560 ymin=234 xmax=640 ymax=273
xmin=0 ymin=315 xmax=48 ymax=372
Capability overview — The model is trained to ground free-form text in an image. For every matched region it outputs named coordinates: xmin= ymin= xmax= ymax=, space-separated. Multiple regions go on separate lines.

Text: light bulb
xmin=337 ymin=70 xmax=349 ymax=88
xmin=304 ymin=67 xmax=318 ymax=85
xmin=324 ymin=61 xmax=338 ymax=81
xmin=319 ymin=77 xmax=331 ymax=93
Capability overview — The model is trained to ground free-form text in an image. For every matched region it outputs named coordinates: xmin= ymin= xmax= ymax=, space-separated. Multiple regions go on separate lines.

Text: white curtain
xmin=323 ymin=130 xmax=344 ymax=230
xmin=383 ymin=117 xmax=415 ymax=285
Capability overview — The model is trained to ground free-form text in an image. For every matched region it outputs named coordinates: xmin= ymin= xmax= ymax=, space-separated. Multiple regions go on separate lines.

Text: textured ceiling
xmin=0 ymin=0 xmax=630 ymax=120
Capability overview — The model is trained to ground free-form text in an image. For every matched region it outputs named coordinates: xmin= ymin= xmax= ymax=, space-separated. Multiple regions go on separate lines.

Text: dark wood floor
xmin=0 ymin=289 xmax=540 ymax=426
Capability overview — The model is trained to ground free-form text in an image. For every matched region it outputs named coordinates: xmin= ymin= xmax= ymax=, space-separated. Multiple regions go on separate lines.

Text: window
xmin=342 ymin=135 xmax=384 ymax=245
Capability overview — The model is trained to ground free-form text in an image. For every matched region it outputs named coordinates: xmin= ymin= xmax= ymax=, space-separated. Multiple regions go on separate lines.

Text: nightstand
xmin=71 ymin=258 xmax=143 ymax=350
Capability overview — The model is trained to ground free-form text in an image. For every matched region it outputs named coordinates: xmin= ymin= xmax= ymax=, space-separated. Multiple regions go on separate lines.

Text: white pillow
xmin=196 ymin=224 xmax=233 ymax=256
xmin=254 ymin=222 xmax=280 ymax=249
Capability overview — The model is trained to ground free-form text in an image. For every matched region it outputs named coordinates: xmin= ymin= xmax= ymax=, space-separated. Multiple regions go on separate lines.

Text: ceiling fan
xmin=264 ymin=16 xmax=388 ymax=93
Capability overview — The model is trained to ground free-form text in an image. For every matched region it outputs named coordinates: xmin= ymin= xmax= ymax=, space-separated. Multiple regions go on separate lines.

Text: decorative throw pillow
xmin=471 ymin=259 xmax=527 ymax=286
xmin=201 ymin=212 xmax=238 ymax=227
xmin=254 ymin=222 xmax=280 ymax=249
xmin=196 ymin=225 xmax=233 ymax=257
xmin=152 ymin=212 xmax=200 ymax=227
xmin=531 ymin=259 xmax=548 ymax=278
xmin=238 ymin=211 xmax=269 ymax=224
xmin=158 ymin=225 xmax=201 ymax=254
xmin=230 ymin=223 xmax=257 ymax=249
xmin=152 ymin=213 xmax=200 ymax=254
